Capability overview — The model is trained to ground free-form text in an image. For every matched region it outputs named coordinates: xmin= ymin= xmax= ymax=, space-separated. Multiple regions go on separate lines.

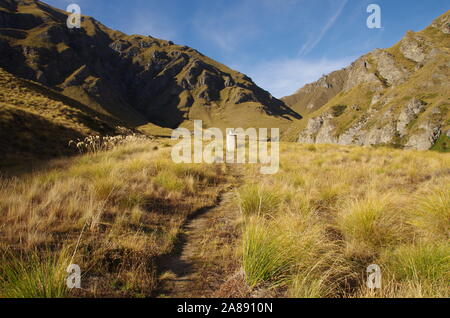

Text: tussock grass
xmin=236 ymin=143 xmax=450 ymax=298
xmin=356 ymin=243 xmax=450 ymax=298
xmin=338 ymin=193 xmax=409 ymax=253
xmin=243 ymin=217 xmax=293 ymax=287
xmin=237 ymin=184 xmax=282 ymax=217
xmin=242 ymin=213 xmax=352 ymax=296
xmin=384 ymin=243 xmax=449 ymax=285
xmin=1 ymin=137 xmax=448 ymax=298
xmin=154 ymin=170 xmax=186 ymax=193
xmin=409 ymin=188 xmax=450 ymax=240
xmin=0 ymin=248 xmax=71 ymax=298
xmin=0 ymin=138 xmax=228 ymax=297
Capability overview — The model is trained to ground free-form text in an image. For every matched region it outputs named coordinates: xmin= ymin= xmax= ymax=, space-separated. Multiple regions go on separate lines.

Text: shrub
xmin=331 ymin=105 xmax=347 ymax=117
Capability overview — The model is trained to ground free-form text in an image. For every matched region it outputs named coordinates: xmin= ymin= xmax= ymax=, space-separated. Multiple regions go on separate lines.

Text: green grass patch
xmin=154 ymin=171 xmax=185 ymax=193
xmin=431 ymin=134 xmax=450 ymax=153
xmin=242 ymin=218 xmax=293 ymax=287
xmin=0 ymin=249 xmax=71 ymax=298
xmin=383 ymin=243 xmax=450 ymax=289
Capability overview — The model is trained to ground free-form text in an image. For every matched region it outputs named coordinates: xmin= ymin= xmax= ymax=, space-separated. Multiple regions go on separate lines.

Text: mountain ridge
xmin=0 ymin=0 xmax=300 ymax=133
xmin=1 ymin=0 xmax=448 ymax=156
xmin=283 ymin=10 xmax=450 ymax=151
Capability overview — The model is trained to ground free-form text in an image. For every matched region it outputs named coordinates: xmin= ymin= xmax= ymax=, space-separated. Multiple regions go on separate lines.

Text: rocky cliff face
xmin=282 ymin=69 xmax=348 ymax=115
xmin=0 ymin=0 xmax=300 ymax=131
xmin=286 ymin=10 xmax=450 ymax=151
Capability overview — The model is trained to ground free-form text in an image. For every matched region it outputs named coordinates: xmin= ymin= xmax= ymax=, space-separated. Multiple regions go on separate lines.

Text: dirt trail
xmin=155 ymin=180 xmax=241 ymax=298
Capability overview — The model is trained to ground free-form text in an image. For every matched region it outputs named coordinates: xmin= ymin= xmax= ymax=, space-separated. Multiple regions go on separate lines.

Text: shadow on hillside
xmin=0 ymin=106 xmax=84 ymax=177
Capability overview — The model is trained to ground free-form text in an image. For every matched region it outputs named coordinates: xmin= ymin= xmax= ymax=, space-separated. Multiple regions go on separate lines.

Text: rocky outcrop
xmin=338 ymin=115 xmax=370 ymax=145
xmin=298 ymin=114 xmax=335 ymax=144
xmin=359 ymin=110 xmax=396 ymax=146
xmin=400 ymin=33 xmax=429 ymax=64
xmin=431 ymin=10 xmax=450 ymax=34
xmin=370 ymin=49 xmax=410 ymax=86
xmin=292 ymin=10 xmax=450 ymax=150
xmin=298 ymin=94 xmax=446 ymax=150
xmin=397 ymin=98 xmax=427 ymax=137
xmin=405 ymin=122 xmax=441 ymax=151
xmin=344 ymin=58 xmax=382 ymax=91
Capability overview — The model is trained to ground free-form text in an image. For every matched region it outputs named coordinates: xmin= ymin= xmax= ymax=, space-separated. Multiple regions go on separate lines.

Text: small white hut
xmin=227 ymin=129 xmax=237 ymax=152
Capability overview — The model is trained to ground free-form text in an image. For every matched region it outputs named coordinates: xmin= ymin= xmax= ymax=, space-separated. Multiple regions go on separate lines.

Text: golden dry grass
xmin=1 ymin=139 xmax=448 ymax=298
xmin=0 ymin=138 xmax=228 ymax=297
xmin=236 ymin=143 xmax=449 ymax=298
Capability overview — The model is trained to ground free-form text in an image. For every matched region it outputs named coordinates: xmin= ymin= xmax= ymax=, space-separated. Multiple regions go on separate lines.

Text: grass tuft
xmin=409 ymin=188 xmax=450 ymax=241
xmin=0 ymin=249 xmax=71 ymax=298
xmin=237 ymin=184 xmax=281 ymax=217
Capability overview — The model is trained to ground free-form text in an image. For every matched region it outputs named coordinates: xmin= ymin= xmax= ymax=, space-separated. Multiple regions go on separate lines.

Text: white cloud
xmin=299 ymin=0 xmax=348 ymax=56
xmin=238 ymin=56 xmax=354 ymax=98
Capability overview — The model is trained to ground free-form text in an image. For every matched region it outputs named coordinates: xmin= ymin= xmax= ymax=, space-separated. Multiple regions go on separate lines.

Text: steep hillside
xmin=0 ymin=67 xmax=122 ymax=167
xmin=0 ymin=0 xmax=300 ymax=132
xmin=284 ymin=10 xmax=450 ymax=151
xmin=283 ymin=68 xmax=348 ymax=116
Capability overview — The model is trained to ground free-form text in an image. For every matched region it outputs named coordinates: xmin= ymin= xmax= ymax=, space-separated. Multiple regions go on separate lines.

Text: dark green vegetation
xmin=431 ymin=134 xmax=450 ymax=153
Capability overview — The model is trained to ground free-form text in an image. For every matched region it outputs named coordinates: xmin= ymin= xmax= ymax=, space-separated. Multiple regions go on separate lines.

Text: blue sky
xmin=47 ymin=0 xmax=449 ymax=97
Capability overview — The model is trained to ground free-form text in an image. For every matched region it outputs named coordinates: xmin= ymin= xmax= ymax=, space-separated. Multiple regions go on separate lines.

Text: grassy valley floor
xmin=0 ymin=140 xmax=448 ymax=298
xmin=235 ymin=143 xmax=449 ymax=298
xmin=0 ymin=138 xmax=230 ymax=297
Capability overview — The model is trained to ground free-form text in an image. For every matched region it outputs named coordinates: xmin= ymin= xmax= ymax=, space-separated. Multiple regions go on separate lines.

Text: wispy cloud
xmin=193 ymin=20 xmax=257 ymax=53
xmin=237 ymin=56 xmax=354 ymax=98
xmin=126 ymin=10 xmax=177 ymax=41
xmin=192 ymin=2 xmax=258 ymax=53
xmin=299 ymin=0 xmax=348 ymax=56
xmin=191 ymin=0 xmax=353 ymax=98
xmin=192 ymin=0 xmax=303 ymax=53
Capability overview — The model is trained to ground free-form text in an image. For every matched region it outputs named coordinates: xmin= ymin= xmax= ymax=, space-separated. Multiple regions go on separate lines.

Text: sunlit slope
xmin=284 ymin=11 xmax=450 ymax=151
